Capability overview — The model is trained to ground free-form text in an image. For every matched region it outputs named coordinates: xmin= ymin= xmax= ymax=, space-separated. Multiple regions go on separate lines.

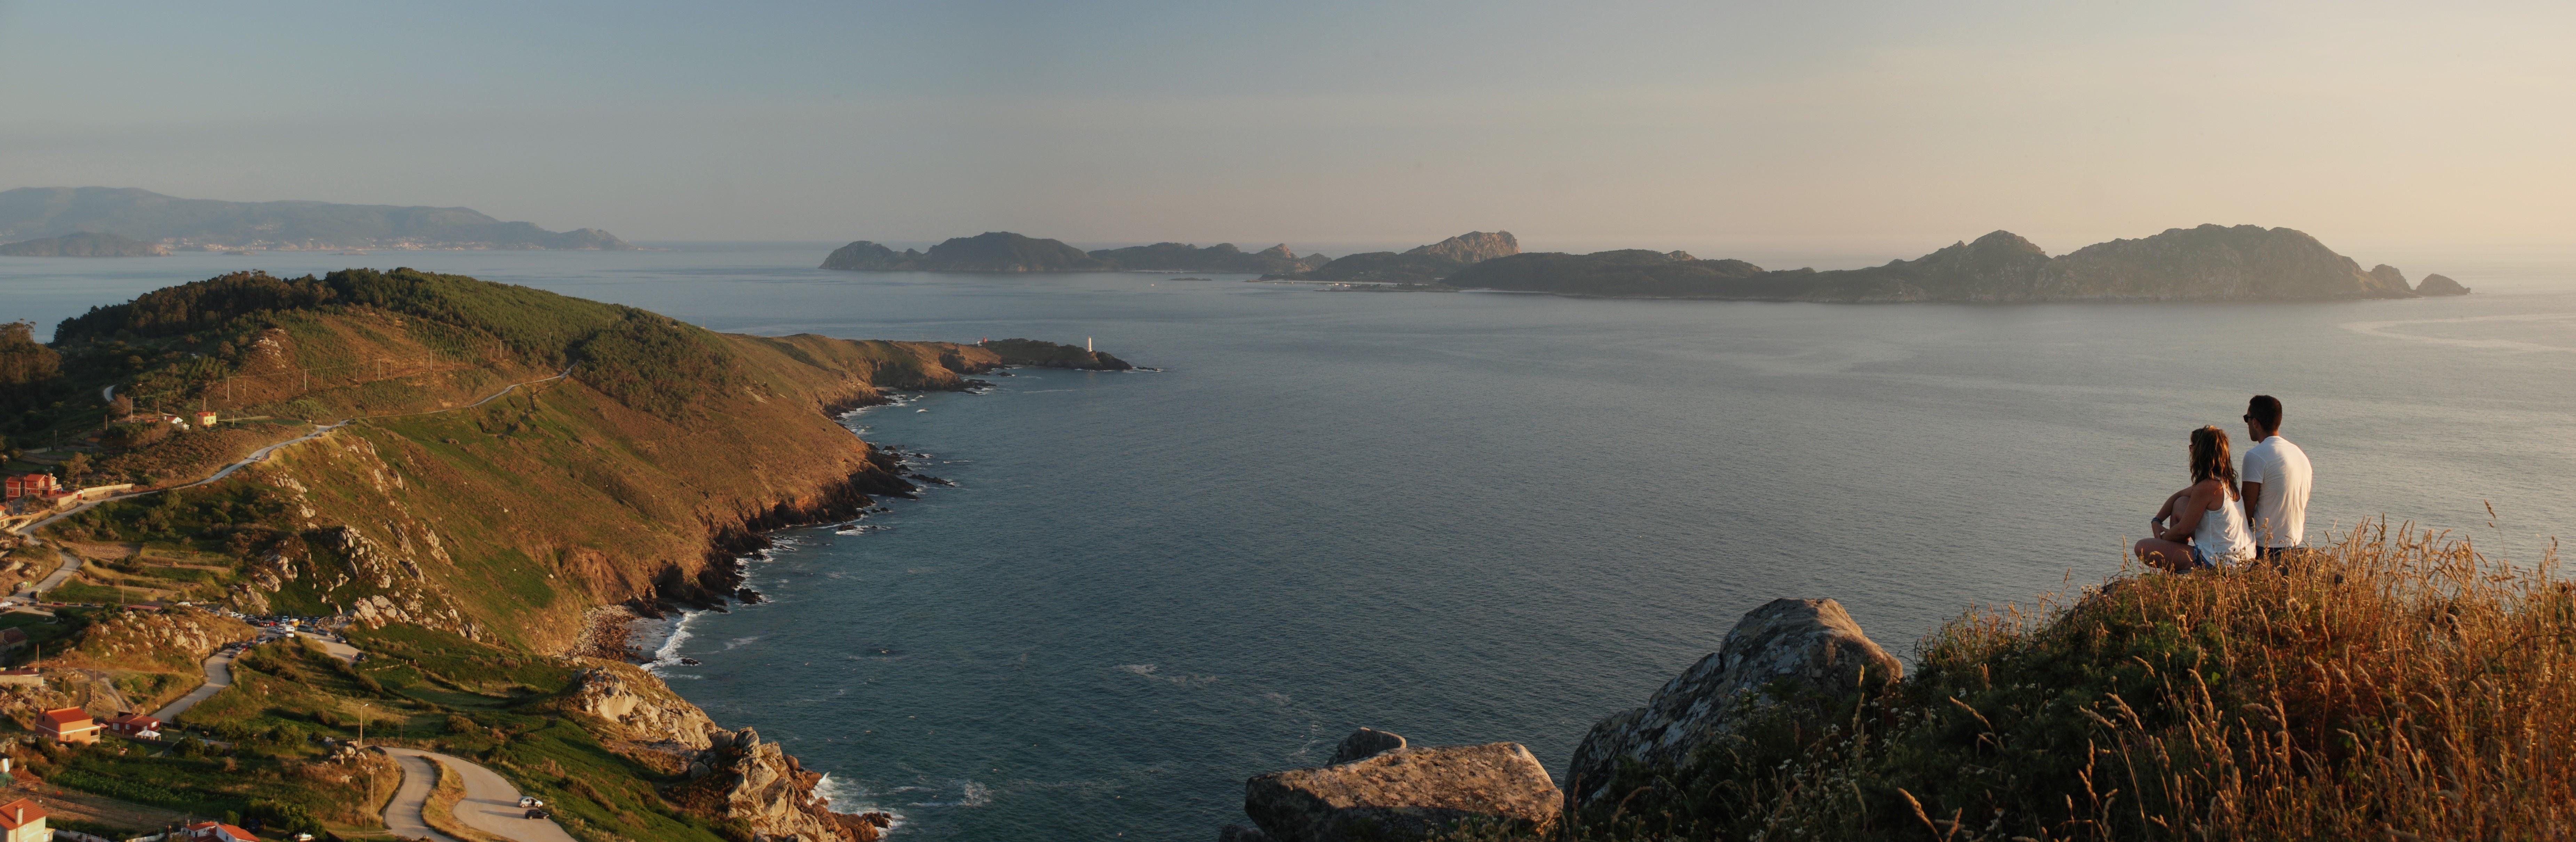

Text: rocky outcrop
xmin=565 ymin=660 xmax=720 ymax=749
xmin=1563 ymin=598 xmax=1901 ymax=810
xmin=708 ymin=728 xmax=859 ymax=842
xmin=567 ymin=664 xmax=884 ymax=842
xmin=1241 ymin=736 xmax=1562 ymax=842
xmin=2416 ymin=273 xmax=2471 ymax=295
xmin=0 ymin=232 xmax=168 ymax=257
xmin=58 ymin=607 xmax=255 ymax=673
xmin=1294 ymin=231 xmax=1521 ymax=282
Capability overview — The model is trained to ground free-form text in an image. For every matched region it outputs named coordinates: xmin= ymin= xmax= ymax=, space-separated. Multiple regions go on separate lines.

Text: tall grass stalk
xmin=1523 ymin=520 xmax=2575 ymax=841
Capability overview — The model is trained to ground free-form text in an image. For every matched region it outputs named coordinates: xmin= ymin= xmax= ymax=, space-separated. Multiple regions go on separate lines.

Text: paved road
xmin=19 ymin=546 xmax=82 ymax=597
xmin=385 ymin=747 xmax=577 ymax=842
xmin=382 ymin=749 xmax=465 ymax=842
xmin=150 ymin=652 xmax=234 ymax=722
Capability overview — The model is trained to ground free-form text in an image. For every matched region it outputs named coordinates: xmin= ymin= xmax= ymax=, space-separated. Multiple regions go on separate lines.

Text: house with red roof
xmin=0 ymin=797 xmax=45 ymax=842
xmin=35 ymin=707 xmax=99 ymax=744
xmin=186 ymin=820 xmax=260 ymax=842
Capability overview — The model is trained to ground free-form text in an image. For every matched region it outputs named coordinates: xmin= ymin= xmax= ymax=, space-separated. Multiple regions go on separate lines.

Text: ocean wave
xmin=644 ymin=610 xmax=703 ymax=675
xmin=908 ymin=780 xmax=992 ymax=808
xmin=812 ymin=775 xmax=905 ymax=832
xmin=1115 ymin=663 xmax=1219 ymax=686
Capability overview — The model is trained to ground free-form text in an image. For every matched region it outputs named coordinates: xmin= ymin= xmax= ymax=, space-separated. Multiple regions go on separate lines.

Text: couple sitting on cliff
xmin=2133 ymin=395 xmax=2314 ymax=571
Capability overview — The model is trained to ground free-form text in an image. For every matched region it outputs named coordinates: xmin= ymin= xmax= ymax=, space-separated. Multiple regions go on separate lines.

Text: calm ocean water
xmin=6 ymin=245 xmax=2572 ymax=839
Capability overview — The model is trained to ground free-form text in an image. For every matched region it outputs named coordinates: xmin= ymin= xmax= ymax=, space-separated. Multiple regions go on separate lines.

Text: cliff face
xmin=1444 ymin=224 xmax=2436 ymax=302
xmin=0 ymin=231 xmax=168 ymax=256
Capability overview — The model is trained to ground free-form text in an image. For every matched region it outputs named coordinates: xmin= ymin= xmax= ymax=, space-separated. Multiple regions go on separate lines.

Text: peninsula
xmin=0 ymin=186 xmax=634 ymax=252
xmin=0 ymin=231 xmax=168 ymax=257
xmin=0 ymin=268 xmax=1123 ymax=842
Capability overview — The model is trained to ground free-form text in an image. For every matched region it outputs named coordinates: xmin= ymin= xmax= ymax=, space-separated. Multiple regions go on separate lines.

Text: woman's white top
xmin=2194 ymin=489 xmax=2257 ymax=566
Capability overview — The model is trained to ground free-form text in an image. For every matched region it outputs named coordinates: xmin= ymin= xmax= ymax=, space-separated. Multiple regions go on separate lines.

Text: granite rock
xmin=1563 ymin=598 xmax=1902 ymax=809
xmin=1328 ymin=728 xmax=1408 ymax=764
xmin=1245 ymin=742 xmax=1562 ymax=841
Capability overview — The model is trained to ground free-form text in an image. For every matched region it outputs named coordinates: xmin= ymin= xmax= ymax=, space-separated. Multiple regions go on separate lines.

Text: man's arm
xmin=2241 ymin=480 xmax=2265 ymax=535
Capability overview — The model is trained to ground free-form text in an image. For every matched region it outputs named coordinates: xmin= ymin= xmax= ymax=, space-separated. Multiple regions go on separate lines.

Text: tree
xmin=62 ymin=453 xmax=89 ymax=485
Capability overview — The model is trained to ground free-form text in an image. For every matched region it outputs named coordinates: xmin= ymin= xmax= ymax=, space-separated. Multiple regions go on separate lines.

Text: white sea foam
xmin=644 ymin=610 xmax=702 ymax=675
xmin=2341 ymin=311 xmax=2576 ymax=353
xmin=812 ymin=775 xmax=905 ymax=833
xmin=909 ymin=780 xmax=992 ymax=808
xmin=722 ymin=635 xmax=761 ymax=650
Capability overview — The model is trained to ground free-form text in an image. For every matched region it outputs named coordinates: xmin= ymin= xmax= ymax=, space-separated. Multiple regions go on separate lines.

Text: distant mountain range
xmin=0 ymin=186 xmax=632 ymax=251
xmin=822 ymin=232 xmax=1330 ymax=273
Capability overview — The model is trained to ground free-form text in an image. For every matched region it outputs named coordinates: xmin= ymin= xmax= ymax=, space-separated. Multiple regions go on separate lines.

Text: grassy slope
xmin=9 ymin=269 xmax=1050 ymax=841
xmin=1491 ymin=522 xmax=2574 ymax=842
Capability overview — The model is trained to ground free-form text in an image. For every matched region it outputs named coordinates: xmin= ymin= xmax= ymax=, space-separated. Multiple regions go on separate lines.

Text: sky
xmin=2 ymin=1 xmax=2571 ymax=259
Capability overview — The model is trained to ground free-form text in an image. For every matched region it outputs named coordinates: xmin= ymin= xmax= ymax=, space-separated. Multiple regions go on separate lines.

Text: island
xmin=822 ymin=231 xmax=1332 ymax=273
xmin=0 ymin=186 xmax=633 ymax=252
xmin=1424 ymin=224 xmax=2450 ymax=301
xmin=0 ymin=231 xmax=168 ymax=256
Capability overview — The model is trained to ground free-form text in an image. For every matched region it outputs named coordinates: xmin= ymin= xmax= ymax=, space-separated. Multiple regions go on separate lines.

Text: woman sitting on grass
xmin=2135 ymin=425 xmax=2257 ymax=572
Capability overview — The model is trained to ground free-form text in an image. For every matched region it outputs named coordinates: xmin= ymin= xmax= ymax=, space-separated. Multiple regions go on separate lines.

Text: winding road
xmin=382 ymin=747 xmax=577 ymax=842
xmin=150 ymin=651 xmax=234 ymax=721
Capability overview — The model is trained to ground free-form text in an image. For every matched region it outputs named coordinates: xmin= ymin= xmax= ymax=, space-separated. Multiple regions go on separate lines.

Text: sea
xmin=6 ymin=244 xmax=2572 ymax=839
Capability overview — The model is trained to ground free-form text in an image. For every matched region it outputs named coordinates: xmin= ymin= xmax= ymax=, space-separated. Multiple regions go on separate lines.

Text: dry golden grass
xmin=1531 ymin=520 xmax=2576 ymax=842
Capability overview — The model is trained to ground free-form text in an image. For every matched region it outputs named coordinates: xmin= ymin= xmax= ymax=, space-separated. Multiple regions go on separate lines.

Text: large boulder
xmin=1563 ymin=598 xmax=1902 ymax=809
xmin=1244 ymin=739 xmax=1562 ymax=841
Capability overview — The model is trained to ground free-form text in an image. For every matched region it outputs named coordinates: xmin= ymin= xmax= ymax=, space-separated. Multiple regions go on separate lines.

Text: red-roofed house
xmin=0 ymin=797 xmax=45 ymax=842
xmin=36 ymin=707 xmax=98 ymax=744
xmin=186 ymin=821 xmax=260 ymax=842
xmin=106 ymin=713 xmax=163 ymax=739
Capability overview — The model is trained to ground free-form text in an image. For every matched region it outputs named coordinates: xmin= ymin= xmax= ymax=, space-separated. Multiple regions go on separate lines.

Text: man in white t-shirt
xmin=2239 ymin=394 xmax=2312 ymax=562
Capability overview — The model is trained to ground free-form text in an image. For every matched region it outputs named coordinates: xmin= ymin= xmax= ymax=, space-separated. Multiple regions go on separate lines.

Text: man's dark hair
xmin=2247 ymin=394 xmax=2283 ymax=431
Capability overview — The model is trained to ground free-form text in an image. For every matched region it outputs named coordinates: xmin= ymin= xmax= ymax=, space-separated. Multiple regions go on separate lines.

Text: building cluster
xmin=35 ymin=706 xmax=165 ymax=744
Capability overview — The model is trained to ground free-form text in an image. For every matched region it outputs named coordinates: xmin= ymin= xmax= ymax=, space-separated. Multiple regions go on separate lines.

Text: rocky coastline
xmin=1215 ymin=598 xmax=1901 ymax=841
xmin=574 ymin=345 xmax=1143 ymax=840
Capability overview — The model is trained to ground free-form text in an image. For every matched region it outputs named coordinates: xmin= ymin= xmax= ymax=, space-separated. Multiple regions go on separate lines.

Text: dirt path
xmin=383 ymin=748 xmax=575 ymax=842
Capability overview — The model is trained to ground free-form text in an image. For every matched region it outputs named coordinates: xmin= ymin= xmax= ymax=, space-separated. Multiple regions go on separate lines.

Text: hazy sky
xmin=3 ymin=1 xmax=2570 ymax=257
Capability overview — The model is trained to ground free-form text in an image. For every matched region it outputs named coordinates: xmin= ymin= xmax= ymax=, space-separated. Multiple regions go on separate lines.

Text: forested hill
xmin=0 ymin=186 xmax=632 ymax=250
